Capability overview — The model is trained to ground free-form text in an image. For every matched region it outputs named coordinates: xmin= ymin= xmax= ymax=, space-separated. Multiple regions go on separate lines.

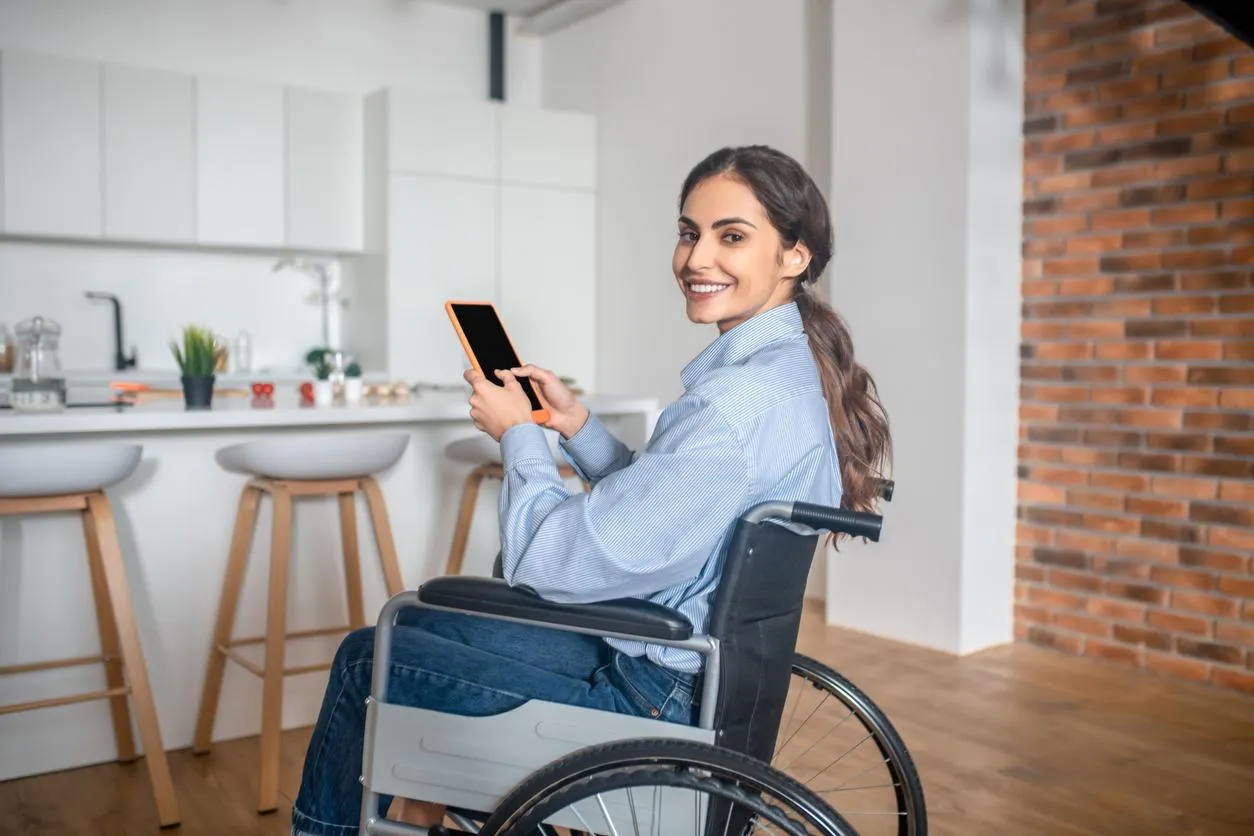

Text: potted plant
xmin=306 ymin=347 xmax=334 ymax=406
xmin=171 ymin=324 xmax=222 ymax=409
xmin=344 ymin=361 xmax=364 ymax=405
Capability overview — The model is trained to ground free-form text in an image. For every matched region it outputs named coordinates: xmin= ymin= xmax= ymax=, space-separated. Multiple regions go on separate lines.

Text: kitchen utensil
xmin=12 ymin=316 xmax=67 ymax=412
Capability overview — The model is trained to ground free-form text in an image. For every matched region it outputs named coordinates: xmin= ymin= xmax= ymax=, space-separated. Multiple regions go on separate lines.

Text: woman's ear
xmin=784 ymin=242 xmax=812 ymax=280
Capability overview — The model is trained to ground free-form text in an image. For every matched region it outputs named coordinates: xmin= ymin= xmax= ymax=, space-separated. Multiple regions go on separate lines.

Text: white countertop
xmin=0 ymin=388 xmax=659 ymax=436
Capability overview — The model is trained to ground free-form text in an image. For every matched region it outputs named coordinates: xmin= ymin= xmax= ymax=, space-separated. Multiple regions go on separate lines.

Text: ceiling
xmin=424 ymin=0 xmax=568 ymax=15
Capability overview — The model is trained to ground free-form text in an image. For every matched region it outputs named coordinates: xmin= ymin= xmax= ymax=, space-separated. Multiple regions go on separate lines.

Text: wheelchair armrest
xmin=416 ymin=576 xmax=694 ymax=642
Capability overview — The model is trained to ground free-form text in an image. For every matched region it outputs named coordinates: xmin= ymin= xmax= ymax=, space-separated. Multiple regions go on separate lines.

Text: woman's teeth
xmin=688 ymin=283 xmax=730 ymax=295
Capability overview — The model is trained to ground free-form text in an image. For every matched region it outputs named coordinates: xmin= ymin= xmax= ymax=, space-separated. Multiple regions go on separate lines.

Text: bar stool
xmin=442 ymin=430 xmax=588 ymax=576
xmin=192 ymin=431 xmax=409 ymax=814
xmin=0 ymin=441 xmax=179 ymax=827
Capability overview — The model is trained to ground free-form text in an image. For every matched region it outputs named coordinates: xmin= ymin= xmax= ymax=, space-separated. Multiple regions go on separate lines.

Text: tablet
xmin=445 ymin=301 xmax=550 ymax=423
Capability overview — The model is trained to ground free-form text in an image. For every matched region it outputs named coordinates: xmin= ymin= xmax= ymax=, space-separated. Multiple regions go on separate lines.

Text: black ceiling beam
xmin=1184 ymin=1 xmax=1254 ymax=47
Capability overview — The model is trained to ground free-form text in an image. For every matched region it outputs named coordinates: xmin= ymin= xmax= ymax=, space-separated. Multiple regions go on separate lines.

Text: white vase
xmin=344 ymin=378 xmax=363 ymax=405
xmin=313 ymin=379 xmax=334 ymax=406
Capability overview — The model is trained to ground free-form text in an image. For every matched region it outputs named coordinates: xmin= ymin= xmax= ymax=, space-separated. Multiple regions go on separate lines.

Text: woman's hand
xmin=464 ymin=368 xmax=535 ymax=442
xmin=512 ymin=364 xmax=589 ymax=439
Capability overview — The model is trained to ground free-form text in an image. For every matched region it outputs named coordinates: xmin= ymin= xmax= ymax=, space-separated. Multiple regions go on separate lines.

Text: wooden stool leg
xmin=445 ymin=467 xmax=489 ymax=576
xmin=193 ymin=484 xmax=261 ymax=754
xmin=86 ymin=493 xmax=180 ymax=828
xmin=258 ymin=484 xmax=293 ymax=814
xmin=81 ymin=507 xmax=137 ymax=763
xmin=360 ymin=476 xmax=405 ymax=596
xmin=339 ymin=490 xmax=365 ymax=630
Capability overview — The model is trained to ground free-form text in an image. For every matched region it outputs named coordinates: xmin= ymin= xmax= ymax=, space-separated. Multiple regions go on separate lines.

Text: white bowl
xmin=215 ymin=432 xmax=410 ymax=480
xmin=0 ymin=442 xmax=142 ymax=497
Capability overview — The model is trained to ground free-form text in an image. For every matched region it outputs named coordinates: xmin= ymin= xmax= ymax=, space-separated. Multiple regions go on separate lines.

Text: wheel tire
xmin=788 ymin=653 xmax=927 ymax=836
xmin=478 ymin=737 xmax=859 ymax=836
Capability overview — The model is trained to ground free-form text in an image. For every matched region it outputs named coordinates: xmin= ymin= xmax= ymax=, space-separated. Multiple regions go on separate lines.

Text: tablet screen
xmin=449 ymin=303 xmax=542 ymax=411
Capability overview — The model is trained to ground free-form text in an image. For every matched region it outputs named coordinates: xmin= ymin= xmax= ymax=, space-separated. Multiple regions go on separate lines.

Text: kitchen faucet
xmin=84 ymin=291 xmax=138 ymax=371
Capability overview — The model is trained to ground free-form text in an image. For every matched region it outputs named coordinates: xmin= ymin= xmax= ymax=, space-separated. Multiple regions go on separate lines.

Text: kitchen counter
xmin=0 ymin=389 xmax=659 ymax=436
xmin=0 ymin=387 xmax=660 ymax=784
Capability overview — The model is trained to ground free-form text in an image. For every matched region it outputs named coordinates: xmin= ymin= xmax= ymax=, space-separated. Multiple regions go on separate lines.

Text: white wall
xmin=0 ymin=0 xmax=541 ymax=375
xmin=824 ymin=0 xmax=1022 ymax=655
xmin=541 ymin=0 xmax=810 ymax=404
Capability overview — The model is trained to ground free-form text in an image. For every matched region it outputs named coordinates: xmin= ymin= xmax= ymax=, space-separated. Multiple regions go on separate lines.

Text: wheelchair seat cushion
xmin=417 ymin=576 xmax=695 ymax=642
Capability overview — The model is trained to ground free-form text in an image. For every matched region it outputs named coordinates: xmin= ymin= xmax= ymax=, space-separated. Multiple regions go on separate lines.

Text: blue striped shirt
xmin=497 ymin=301 xmax=842 ymax=673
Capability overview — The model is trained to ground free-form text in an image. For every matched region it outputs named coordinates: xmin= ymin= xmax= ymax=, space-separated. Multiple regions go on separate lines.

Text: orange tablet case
xmin=445 ymin=300 xmax=551 ymax=424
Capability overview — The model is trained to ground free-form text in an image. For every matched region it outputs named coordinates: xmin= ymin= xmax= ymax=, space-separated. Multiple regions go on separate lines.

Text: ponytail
xmin=794 ymin=286 xmax=892 ymax=514
xmin=680 ymin=145 xmax=893 ymax=515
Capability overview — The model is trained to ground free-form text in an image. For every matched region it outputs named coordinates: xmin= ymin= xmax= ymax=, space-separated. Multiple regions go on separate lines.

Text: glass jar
xmin=12 ymin=316 xmax=67 ymax=412
xmin=0 ymin=322 xmax=13 ymax=374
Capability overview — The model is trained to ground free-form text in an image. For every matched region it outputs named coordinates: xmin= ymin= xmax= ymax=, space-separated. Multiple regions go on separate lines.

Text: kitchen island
xmin=0 ymin=388 xmax=660 ymax=783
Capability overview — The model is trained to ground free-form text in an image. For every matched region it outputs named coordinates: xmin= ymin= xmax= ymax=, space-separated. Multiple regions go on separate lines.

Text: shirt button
xmin=649 ymin=708 xmax=660 ymax=717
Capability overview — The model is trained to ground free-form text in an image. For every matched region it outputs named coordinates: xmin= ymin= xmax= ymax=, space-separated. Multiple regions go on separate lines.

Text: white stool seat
xmin=444 ymin=428 xmax=563 ymax=466
xmin=215 ymin=432 xmax=410 ymax=480
xmin=0 ymin=441 xmax=142 ymax=497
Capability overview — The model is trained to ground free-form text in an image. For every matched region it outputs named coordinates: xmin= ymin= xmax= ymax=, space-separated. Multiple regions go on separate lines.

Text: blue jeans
xmin=291 ymin=607 xmax=699 ymax=835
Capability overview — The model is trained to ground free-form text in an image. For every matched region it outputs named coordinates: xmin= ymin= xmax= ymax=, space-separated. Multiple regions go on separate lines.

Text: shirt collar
xmin=680 ymin=301 xmax=805 ymax=390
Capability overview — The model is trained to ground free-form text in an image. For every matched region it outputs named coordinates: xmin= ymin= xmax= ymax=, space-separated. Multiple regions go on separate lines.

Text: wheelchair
xmin=357 ymin=480 xmax=925 ymax=836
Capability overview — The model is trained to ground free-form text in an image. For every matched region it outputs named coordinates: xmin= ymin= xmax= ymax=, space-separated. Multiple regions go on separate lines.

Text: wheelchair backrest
xmin=705 ymin=516 xmax=820 ymax=765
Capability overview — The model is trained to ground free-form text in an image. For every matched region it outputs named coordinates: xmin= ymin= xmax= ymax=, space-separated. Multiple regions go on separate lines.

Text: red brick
xmin=1069 ymin=490 xmax=1126 ymax=513
xmin=1066 ymin=233 xmax=1123 ymax=254
xmin=1211 ymin=527 xmax=1254 ymax=552
xmin=1092 ymin=472 xmax=1149 ymax=492
xmin=1156 ymin=155 xmax=1222 ymax=179
xmin=1106 ymin=580 xmax=1167 ymax=605
xmin=1029 ymin=214 xmax=1090 ymax=236
xmin=1145 ymin=652 xmax=1210 ymax=682
xmin=1096 ymin=342 xmax=1152 ymax=360
xmin=1229 ymin=102 xmax=1254 ymax=124
xmin=1016 ymin=602 xmax=1050 ymax=624
xmin=1053 ymin=611 xmax=1111 ymax=636
xmin=1218 ymin=576 xmax=1254 ymax=598
xmin=1152 ymin=203 xmax=1218 ymax=224
xmin=1173 ymin=591 xmax=1240 ymax=618
xmin=1028 ymin=586 xmax=1087 ymax=610
xmin=1122 ymin=229 xmax=1185 ymax=250
xmin=1086 ymin=597 xmax=1147 ymax=622
xmin=1187 ymin=78 xmax=1254 ymax=107
xmin=1226 ymin=155 xmax=1254 ymax=176
xmin=1019 ymin=481 xmax=1068 ymax=504
xmin=1156 ymin=111 xmax=1225 ymax=136
xmin=1154 ymin=340 xmax=1222 ymax=361
xmin=1087 ymin=640 xmax=1143 ymax=667
xmin=1151 ymin=475 xmax=1218 ymax=500
xmin=1152 ymin=295 xmax=1216 ymax=316
xmin=1215 ymin=621 xmax=1254 ymax=648
xmin=1111 ymin=624 xmax=1172 ymax=652
xmin=1027 ymin=626 xmax=1085 ymax=654
xmin=1188 ymin=176 xmax=1254 ymax=200
xmin=1059 ymin=277 xmax=1115 ymax=295
xmin=1091 ymin=386 xmax=1147 ymax=404
xmin=1147 ymin=609 xmax=1211 ymax=636
xmin=1161 ymin=62 xmax=1230 ymax=91
xmin=1127 ymin=497 xmax=1188 ymax=519
xmin=1217 ymin=389 xmax=1254 ymax=409
xmin=1114 ymin=537 xmax=1179 ymax=563
xmin=1176 ymin=638 xmax=1243 ymax=666
xmin=1091 ymin=207 xmax=1151 ymax=230
xmin=1219 ymin=481 xmax=1254 ymax=504
xmin=1211 ymin=668 xmax=1254 ymax=694
xmin=1150 ymin=566 xmax=1216 ymax=590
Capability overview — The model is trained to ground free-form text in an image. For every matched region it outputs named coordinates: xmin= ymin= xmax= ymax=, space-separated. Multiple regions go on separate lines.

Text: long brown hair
xmin=680 ymin=145 xmax=892 ymax=514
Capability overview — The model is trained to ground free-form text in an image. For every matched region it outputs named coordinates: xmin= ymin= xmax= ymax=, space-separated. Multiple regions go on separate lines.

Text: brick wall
xmin=1017 ymin=0 xmax=1254 ymax=693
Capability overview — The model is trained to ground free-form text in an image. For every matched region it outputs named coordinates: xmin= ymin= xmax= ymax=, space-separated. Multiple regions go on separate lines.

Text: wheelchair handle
xmin=742 ymin=501 xmax=883 ymax=541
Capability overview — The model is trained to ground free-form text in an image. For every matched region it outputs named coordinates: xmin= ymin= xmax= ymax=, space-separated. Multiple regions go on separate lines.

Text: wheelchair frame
xmin=357 ymin=499 xmax=884 ymax=836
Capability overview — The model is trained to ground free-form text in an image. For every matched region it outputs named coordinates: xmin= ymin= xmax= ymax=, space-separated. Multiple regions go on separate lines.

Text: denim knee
xmin=333 ymin=627 xmax=376 ymax=683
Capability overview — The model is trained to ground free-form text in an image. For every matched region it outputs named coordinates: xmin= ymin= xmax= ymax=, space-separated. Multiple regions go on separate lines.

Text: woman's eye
xmin=723 ymin=231 xmax=745 ymax=243
xmin=678 ymin=229 xmax=697 ymax=242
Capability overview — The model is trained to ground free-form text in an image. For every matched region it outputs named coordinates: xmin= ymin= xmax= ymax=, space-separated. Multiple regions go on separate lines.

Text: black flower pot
xmin=182 ymin=375 xmax=215 ymax=409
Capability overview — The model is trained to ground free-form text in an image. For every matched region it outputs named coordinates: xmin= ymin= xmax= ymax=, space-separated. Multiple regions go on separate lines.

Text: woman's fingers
xmin=512 ymin=364 xmax=555 ymax=384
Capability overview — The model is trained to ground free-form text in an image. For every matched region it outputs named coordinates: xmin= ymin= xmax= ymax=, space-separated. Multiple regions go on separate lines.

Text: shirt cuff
xmin=500 ymin=422 xmax=555 ymax=468
xmin=559 ymin=413 xmax=622 ymax=477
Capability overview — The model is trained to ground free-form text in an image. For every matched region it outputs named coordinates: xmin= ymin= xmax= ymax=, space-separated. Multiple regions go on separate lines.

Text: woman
xmin=291 ymin=144 xmax=890 ymax=835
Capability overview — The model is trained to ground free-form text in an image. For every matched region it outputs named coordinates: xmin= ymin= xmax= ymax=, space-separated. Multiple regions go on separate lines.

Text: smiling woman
xmin=673 ymin=145 xmax=892 ymax=514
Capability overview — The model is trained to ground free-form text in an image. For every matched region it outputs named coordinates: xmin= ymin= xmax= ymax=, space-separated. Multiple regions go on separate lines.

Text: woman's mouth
xmin=685 ymin=280 xmax=732 ymax=298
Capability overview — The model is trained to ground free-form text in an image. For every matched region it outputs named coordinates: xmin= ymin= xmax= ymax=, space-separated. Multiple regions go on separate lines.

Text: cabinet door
xmin=103 ymin=65 xmax=195 ymax=242
xmin=286 ymin=88 xmax=362 ymax=252
xmin=195 ymin=77 xmax=284 ymax=247
xmin=0 ymin=51 xmax=102 ymax=237
xmin=386 ymin=174 xmax=497 ymax=382
xmin=499 ymin=185 xmax=597 ymax=391
xmin=387 ymin=91 xmax=499 ymax=181
xmin=500 ymin=107 xmax=596 ymax=190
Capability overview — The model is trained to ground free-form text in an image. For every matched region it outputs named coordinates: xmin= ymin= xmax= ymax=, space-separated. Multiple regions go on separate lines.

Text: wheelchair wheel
xmin=479 ymin=737 xmax=858 ymax=836
xmin=774 ymin=653 xmax=926 ymax=836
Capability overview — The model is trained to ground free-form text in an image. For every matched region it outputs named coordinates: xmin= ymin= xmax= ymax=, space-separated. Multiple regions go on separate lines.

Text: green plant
xmin=345 ymin=361 xmax=362 ymax=378
xmin=306 ymin=347 xmax=333 ymax=380
xmin=170 ymin=325 xmax=222 ymax=378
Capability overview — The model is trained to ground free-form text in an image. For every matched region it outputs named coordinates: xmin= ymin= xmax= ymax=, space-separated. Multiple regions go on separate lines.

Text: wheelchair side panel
xmin=364 ymin=698 xmax=714 ymax=825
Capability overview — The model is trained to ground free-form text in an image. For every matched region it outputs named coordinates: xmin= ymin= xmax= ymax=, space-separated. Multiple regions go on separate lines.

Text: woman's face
xmin=673 ymin=173 xmax=811 ymax=334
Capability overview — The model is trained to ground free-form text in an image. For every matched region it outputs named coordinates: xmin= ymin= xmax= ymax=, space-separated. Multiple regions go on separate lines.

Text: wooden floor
xmin=3 ymin=601 xmax=1253 ymax=835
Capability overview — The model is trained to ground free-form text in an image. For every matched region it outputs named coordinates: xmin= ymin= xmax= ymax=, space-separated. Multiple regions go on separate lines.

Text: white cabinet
xmin=500 ymin=107 xmax=596 ymax=191
xmin=286 ymin=88 xmax=362 ymax=251
xmin=386 ymin=174 xmax=498 ymax=383
xmin=499 ymin=185 xmax=597 ymax=390
xmin=103 ymin=65 xmax=195 ymax=242
xmin=386 ymin=91 xmax=499 ymax=180
xmin=0 ymin=51 xmax=102 ymax=238
xmin=195 ymin=77 xmax=285 ymax=247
